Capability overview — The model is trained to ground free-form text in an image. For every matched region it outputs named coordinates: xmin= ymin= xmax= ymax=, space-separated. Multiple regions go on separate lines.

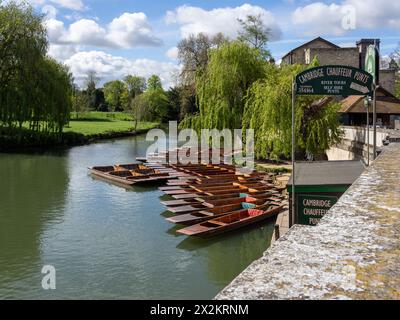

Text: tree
xmin=130 ymin=94 xmax=148 ymax=131
xmin=84 ymin=71 xmax=101 ymax=110
xmin=71 ymin=86 xmax=89 ymax=118
xmin=166 ymin=87 xmax=181 ymax=121
xmin=177 ymin=32 xmax=227 ymax=86
xmin=237 ymin=14 xmax=272 ymax=60
xmin=103 ymin=80 xmax=125 ymax=111
xmin=0 ymin=2 xmax=72 ymax=133
xmin=35 ymin=57 xmax=74 ymax=132
xmin=243 ymin=59 xmax=342 ymax=160
xmin=124 ymin=75 xmax=146 ymax=100
xmin=147 ymin=75 xmax=163 ymax=91
xmin=122 ymin=75 xmax=146 ymax=110
xmin=184 ymin=41 xmax=266 ymax=130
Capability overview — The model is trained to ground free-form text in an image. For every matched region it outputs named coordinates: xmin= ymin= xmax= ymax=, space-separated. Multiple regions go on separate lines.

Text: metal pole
xmin=367 ymin=102 xmax=369 ymax=166
xmin=291 ymin=79 xmax=296 ymax=227
xmin=373 ymin=85 xmax=378 ymax=159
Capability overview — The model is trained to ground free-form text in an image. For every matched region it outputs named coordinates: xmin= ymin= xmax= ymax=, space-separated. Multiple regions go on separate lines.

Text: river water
xmin=0 ymin=135 xmax=275 ymax=299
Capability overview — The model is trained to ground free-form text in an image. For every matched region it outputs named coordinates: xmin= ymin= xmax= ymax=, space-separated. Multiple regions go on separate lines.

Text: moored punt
xmin=161 ymin=191 xmax=275 ymax=207
xmin=162 ymin=182 xmax=273 ymax=196
xmin=159 ymin=179 xmax=263 ymax=191
xmin=89 ymin=163 xmax=180 ymax=186
xmin=177 ymin=204 xmax=284 ymax=237
xmin=171 ymin=186 xmax=276 ymax=199
xmin=166 ymin=195 xmax=272 ymax=214
xmin=166 ymin=200 xmax=280 ymax=225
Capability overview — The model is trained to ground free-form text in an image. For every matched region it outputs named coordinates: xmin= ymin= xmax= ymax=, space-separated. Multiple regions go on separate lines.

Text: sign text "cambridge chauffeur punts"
xmin=295 ymin=65 xmax=373 ymax=96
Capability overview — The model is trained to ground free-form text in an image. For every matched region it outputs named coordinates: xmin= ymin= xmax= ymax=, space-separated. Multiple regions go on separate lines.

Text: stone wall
xmin=216 ymin=143 xmax=400 ymax=300
xmin=282 ymin=39 xmax=337 ymax=65
xmin=326 ymin=126 xmax=399 ymax=162
xmin=309 ymin=48 xmax=359 ymax=67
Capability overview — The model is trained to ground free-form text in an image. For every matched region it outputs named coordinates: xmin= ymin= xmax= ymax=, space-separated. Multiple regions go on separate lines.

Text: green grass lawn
xmin=65 ymin=112 xmax=158 ymax=136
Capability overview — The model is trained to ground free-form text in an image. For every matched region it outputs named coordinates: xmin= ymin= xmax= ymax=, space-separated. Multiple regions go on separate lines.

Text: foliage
xmin=0 ymin=1 xmax=73 ymax=133
xmin=72 ymin=86 xmax=90 ymax=118
xmin=166 ymin=87 xmax=181 ymax=121
xmin=103 ymin=80 xmax=125 ymax=111
xmin=238 ymin=14 xmax=272 ymax=60
xmin=185 ymin=41 xmax=266 ymax=130
xmin=243 ymin=59 xmax=342 ymax=160
xmin=84 ymin=71 xmax=101 ymax=110
xmin=131 ymin=88 xmax=168 ymax=125
xmin=130 ymin=93 xmax=148 ymax=130
xmin=147 ymin=75 xmax=163 ymax=91
xmin=124 ymin=75 xmax=146 ymax=100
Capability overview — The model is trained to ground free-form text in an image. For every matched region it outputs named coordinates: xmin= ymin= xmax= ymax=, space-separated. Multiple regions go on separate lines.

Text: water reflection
xmin=177 ymin=220 xmax=276 ymax=287
xmin=0 ymin=153 xmax=69 ymax=297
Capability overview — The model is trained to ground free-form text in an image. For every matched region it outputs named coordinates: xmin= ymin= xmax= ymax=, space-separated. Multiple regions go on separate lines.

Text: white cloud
xmin=292 ymin=0 xmax=400 ymax=36
xmin=106 ymin=12 xmax=163 ymax=48
xmin=165 ymin=4 xmax=282 ymax=41
xmin=64 ymin=51 xmax=180 ymax=89
xmin=166 ymin=47 xmax=179 ymax=60
xmin=49 ymin=0 xmax=85 ymax=11
xmin=44 ymin=12 xmax=162 ymax=49
xmin=68 ymin=19 xmax=108 ymax=46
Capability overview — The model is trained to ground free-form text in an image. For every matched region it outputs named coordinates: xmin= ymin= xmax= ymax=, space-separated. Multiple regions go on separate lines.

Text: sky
xmin=18 ymin=0 xmax=400 ymax=88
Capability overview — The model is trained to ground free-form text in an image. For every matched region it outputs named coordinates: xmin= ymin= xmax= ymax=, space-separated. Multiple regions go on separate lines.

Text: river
xmin=0 ymin=135 xmax=275 ymax=299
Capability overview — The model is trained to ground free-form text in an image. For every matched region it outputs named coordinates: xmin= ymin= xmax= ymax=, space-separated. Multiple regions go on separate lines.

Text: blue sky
xmin=23 ymin=0 xmax=400 ymax=87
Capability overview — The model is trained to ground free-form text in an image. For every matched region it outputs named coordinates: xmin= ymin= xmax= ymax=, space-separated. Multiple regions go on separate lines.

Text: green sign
xmin=365 ymin=45 xmax=376 ymax=84
xmin=295 ymin=65 xmax=373 ymax=96
xmin=297 ymin=194 xmax=338 ymax=226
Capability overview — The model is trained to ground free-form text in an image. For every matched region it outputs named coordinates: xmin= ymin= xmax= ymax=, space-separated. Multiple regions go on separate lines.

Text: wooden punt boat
xmin=159 ymin=178 xmax=263 ymax=191
xmin=162 ymin=182 xmax=272 ymax=195
xmin=165 ymin=175 xmax=261 ymax=186
xmin=90 ymin=164 xmax=173 ymax=186
xmin=166 ymin=194 xmax=274 ymax=214
xmin=171 ymin=185 xmax=275 ymax=199
xmin=167 ymin=200 xmax=281 ymax=225
xmin=161 ymin=191 xmax=275 ymax=207
xmin=177 ymin=204 xmax=284 ymax=237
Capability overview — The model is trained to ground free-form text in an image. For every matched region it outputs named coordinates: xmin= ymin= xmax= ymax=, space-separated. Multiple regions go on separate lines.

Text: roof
xmin=339 ymin=87 xmax=400 ymax=114
xmin=282 ymin=37 xmax=340 ymax=60
xmin=287 ymin=160 xmax=365 ymax=186
xmin=339 ymin=96 xmax=364 ymax=113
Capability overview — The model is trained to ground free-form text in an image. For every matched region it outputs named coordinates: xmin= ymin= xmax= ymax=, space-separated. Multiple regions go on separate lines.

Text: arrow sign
xmin=295 ymin=65 xmax=373 ymax=96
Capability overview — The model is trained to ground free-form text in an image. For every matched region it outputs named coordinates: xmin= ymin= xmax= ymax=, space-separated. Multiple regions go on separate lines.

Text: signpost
xmin=291 ymin=65 xmax=373 ymax=227
xmin=365 ymin=44 xmax=379 ymax=160
xmin=295 ymin=65 xmax=373 ymax=96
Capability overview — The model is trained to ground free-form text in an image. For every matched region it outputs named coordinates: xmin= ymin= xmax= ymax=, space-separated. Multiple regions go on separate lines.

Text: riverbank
xmin=0 ymin=114 xmax=159 ymax=152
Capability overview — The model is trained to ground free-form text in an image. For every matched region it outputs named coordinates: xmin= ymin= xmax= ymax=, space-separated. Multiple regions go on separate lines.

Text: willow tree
xmin=0 ymin=1 xmax=47 ymax=128
xmin=187 ymin=41 xmax=266 ymax=130
xmin=0 ymin=1 xmax=72 ymax=134
xmin=243 ymin=60 xmax=343 ymax=160
xmin=34 ymin=57 xmax=73 ymax=133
